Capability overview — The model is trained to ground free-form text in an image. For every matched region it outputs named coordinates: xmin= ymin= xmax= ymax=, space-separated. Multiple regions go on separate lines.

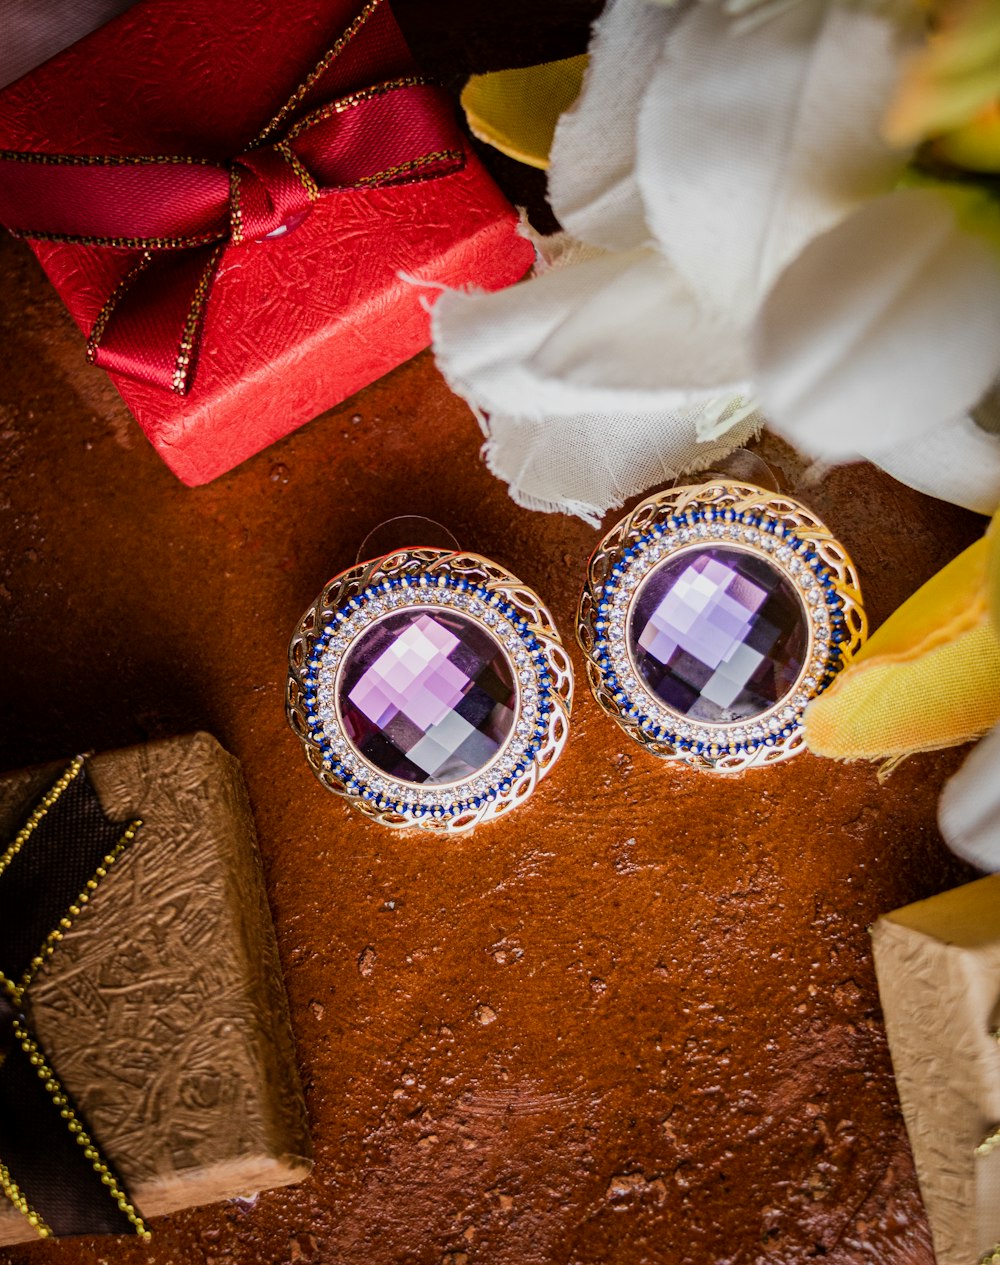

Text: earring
xmin=287 ymin=547 xmax=573 ymax=831
xmin=576 ymin=481 xmax=866 ymax=773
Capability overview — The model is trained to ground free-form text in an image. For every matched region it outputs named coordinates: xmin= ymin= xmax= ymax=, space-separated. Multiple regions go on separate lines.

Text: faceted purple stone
xmin=628 ymin=546 xmax=807 ymax=723
xmin=338 ymin=608 xmax=516 ymax=785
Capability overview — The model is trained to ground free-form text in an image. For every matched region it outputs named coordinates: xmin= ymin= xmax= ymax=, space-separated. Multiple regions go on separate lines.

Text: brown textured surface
xmin=0 ymin=734 xmax=312 ymax=1246
xmin=872 ymin=878 xmax=1000 ymax=1265
xmin=0 ymin=2 xmax=990 ymax=1262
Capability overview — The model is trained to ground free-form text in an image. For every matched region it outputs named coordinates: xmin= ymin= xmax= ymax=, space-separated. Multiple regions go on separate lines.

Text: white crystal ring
xmin=287 ymin=548 xmax=573 ymax=832
xmin=577 ymin=482 xmax=867 ymax=773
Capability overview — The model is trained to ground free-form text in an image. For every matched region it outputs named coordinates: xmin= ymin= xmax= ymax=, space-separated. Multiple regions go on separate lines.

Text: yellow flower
xmin=936 ymin=99 xmax=1000 ymax=171
xmin=884 ymin=0 xmax=1000 ymax=171
xmin=460 ymin=56 xmax=588 ymax=170
xmin=804 ymin=513 xmax=1000 ymax=759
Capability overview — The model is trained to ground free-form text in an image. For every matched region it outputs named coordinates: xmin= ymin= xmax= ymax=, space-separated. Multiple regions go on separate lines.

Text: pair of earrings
xmin=286 ymin=481 xmax=867 ymax=833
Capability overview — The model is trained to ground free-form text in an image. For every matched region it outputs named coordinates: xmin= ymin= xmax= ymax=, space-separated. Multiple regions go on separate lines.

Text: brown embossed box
xmin=872 ymin=875 xmax=1000 ymax=1265
xmin=0 ymin=732 xmax=312 ymax=1245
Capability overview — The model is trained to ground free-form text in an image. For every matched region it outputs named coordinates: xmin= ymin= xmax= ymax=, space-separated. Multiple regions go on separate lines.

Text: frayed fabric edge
xmin=803 ymin=735 xmax=985 ymax=769
xmin=480 ymin=436 xmax=605 ymax=526
xmin=479 ymin=414 xmax=765 ymax=528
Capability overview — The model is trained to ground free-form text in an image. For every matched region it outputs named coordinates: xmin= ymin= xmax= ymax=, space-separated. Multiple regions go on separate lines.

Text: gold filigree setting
xmin=577 ymin=482 xmax=866 ymax=774
xmin=287 ymin=550 xmax=572 ymax=832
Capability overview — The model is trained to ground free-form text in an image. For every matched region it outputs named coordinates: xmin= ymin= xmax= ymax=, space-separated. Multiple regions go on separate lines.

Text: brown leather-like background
xmin=0 ymin=2 xmax=986 ymax=1262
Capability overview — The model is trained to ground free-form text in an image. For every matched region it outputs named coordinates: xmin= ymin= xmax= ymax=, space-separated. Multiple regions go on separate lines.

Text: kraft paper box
xmin=0 ymin=733 xmax=312 ymax=1245
xmin=871 ymin=875 xmax=1000 ymax=1265
xmin=0 ymin=0 xmax=534 ymax=486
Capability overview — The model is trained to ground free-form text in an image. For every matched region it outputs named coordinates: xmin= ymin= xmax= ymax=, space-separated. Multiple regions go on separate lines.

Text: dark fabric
xmin=0 ymin=764 xmax=142 ymax=1238
xmin=0 ymin=768 xmax=124 ymax=979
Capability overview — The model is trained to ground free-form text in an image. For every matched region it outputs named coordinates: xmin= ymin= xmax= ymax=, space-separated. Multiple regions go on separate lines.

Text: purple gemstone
xmin=628 ymin=546 xmax=807 ymax=723
xmin=338 ymin=608 xmax=516 ymax=785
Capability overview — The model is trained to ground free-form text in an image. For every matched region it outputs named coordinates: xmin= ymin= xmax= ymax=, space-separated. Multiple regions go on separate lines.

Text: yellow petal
xmin=884 ymin=0 xmax=1000 ymax=146
xmin=933 ymin=100 xmax=1000 ymax=171
xmin=804 ymin=521 xmax=1000 ymax=759
xmin=989 ymin=504 xmax=1000 ymax=634
xmin=461 ymin=56 xmax=588 ymax=171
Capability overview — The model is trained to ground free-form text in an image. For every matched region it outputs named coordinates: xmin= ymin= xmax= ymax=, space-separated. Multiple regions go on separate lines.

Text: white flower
xmin=433 ymin=0 xmax=1000 ymax=520
xmin=939 ymin=720 xmax=1000 ymax=871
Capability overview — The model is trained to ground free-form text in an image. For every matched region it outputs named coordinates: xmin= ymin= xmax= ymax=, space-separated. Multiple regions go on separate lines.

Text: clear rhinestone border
xmin=577 ymin=482 xmax=867 ymax=774
xmin=288 ymin=549 xmax=573 ymax=831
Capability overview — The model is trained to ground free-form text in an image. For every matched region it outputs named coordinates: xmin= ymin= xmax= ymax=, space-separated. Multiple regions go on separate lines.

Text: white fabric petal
xmin=939 ymin=724 xmax=1000 ymax=873
xmin=478 ymin=403 xmax=764 ymax=526
xmin=432 ymin=245 xmax=752 ymax=420
xmin=858 ymin=410 xmax=1000 ymax=515
xmin=725 ymin=0 xmax=816 ymax=37
xmin=648 ymin=0 xmax=810 ymax=22
xmin=547 ymin=0 xmax=682 ymax=251
xmin=523 ymin=225 xmax=607 ymax=275
xmin=752 ymin=187 xmax=1000 ymax=459
xmin=636 ymin=0 xmax=912 ymax=323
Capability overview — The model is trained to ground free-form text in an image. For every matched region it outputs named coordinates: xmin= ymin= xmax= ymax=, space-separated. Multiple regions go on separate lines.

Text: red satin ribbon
xmin=0 ymin=0 xmax=465 ymax=394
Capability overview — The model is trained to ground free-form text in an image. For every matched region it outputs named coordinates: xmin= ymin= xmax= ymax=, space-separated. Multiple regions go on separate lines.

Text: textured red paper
xmin=0 ymin=0 xmax=534 ymax=485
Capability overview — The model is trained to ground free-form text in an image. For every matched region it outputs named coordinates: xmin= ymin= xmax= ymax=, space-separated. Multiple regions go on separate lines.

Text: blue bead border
xmin=592 ymin=503 xmax=851 ymax=759
xmin=297 ymin=573 xmax=555 ymax=820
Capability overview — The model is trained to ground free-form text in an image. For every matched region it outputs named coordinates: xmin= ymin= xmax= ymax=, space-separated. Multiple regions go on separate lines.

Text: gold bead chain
xmin=0 ymin=759 xmax=148 ymax=1239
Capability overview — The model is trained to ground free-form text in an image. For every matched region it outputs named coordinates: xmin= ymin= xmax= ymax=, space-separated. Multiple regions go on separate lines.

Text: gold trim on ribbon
xmin=285 ymin=75 xmax=430 ymax=140
xmin=8 ymin=76 xmax=446 ymax=254
xmin=355 ymin=148 xmax=464 ymax=187
xmin=253 ymin=0 xmax=385 ymax=145
xmin=171 ymin=245 xmax=225 ymax=394
xmin=275 ymin=142 xmax=321 ymax=203
xmin=0 ymin=152 xmax=215 ymax=167
xmin=229 ymin=168 xmax=244 ymax=245
xmin=87 ymin=254 xmax=154 ymax=365
xmin=0 ymin=760 xmax=149 ymax=1240
xmin=2 ymin=153 xmax=223 ymax=249
xmin=8 ymin=227 xmax=222 ymax=251
xmin=2 ymin=0 xmax=465 ymax=393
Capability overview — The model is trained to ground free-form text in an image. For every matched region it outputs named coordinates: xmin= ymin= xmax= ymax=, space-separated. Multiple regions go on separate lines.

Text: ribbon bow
xmin=0 ymin=759 xmax=146 ymax=1240
xmin=0 ymin=0 xmax=465 ymax=394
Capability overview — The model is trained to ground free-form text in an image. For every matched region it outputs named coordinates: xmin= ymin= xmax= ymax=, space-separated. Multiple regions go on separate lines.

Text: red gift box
xmin=0 ymin=0 xmax=534 ymax=485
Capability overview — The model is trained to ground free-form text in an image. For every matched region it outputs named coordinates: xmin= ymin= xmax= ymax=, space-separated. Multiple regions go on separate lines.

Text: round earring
xmin=576 ymin=481 xmax=866 ymax=773
xmin=287 ymin=548 xmax=573 ymax=831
